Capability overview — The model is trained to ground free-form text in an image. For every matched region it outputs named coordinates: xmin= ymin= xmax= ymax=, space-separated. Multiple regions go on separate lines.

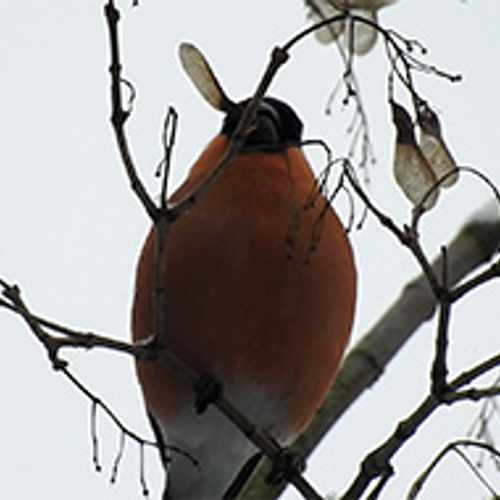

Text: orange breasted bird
xmin=132 ymin=43 xmax=356 ymax=499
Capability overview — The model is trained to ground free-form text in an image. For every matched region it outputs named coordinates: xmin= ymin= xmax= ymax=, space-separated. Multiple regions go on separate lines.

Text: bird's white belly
xmin=160 ymin=381 xmax=292 ymax=499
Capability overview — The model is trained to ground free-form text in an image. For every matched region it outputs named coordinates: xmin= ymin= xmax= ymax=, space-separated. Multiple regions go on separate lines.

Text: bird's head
xmin=179 ymin=43 xmax=303 ymax=152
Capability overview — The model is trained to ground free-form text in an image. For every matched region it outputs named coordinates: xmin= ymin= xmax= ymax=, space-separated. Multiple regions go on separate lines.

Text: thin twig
xmin=339 ymin=359 xmax=500 ymax=500
xmin=343 ymin=162 xmax=444 ymax=296
xmin=339 ymin=395 xmax=440 ymax=500
xmin=0 ymin=292 xmax=153 ymax=361
xmin=166 ymin=46 xmax=290 ymax=222
xmin=407 ymin=439 xmax=500 ymax=500
xmin=104 ymin=0 xmax=158 ymax=221
xmin=448 ymin=353 xmax=500 ymax=394
xmin=451 ymin=257 xmax=500 ymax=302
xmin=159 ymin=106 xmax=179 ymax=209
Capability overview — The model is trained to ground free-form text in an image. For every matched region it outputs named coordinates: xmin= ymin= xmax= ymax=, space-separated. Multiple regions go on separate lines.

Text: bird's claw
xmin=266 ymin=448 xmax=306 ymax=485
xmin=194 ymin=372 xmax=224 ymax=414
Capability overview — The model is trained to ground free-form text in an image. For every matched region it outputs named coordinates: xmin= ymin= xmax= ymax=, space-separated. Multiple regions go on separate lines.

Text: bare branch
xmin=339 ymin=395 xmax=439 ymax=500
xmin=60 ymin=366 xmax=198 ymax=497
xmin=239 ymin=205 xmax=500 ymax=498
xmin=158 ymin=106 xmax=179 ymax=209
xmin=448 ymin=354 xmax=500 ymax=395
xmin=339 ymin=359 xmax=500 ymax=500
xmin=452 ymin=257 xmax=500 ymax=302
xmin=103 ymin=0 xmax=158 ymax=221
xmin=430 ymin=247 xmax=452 ymax=395
xmin=407 ymin=440 xmax=500 ymax=500
xmin=448 ymin=386 xmax=500 ymax=403
xmin=0 ymin=283 xmax=153 ymax=361
xmin=344 ymin=163 xmax=444 ymax=296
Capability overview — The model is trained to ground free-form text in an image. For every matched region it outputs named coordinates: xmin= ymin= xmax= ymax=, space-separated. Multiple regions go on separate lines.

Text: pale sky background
xmin=1 ymin=1 xmax=500 ymax=499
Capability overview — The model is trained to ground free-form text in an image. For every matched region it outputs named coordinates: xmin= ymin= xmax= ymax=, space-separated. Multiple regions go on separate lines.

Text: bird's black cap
xmin=221 ymin=97 xmax=303 ymax=152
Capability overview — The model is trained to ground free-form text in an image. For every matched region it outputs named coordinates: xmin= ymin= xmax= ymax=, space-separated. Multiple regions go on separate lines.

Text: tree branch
xmin=407 ymin=439 xmax=500 ymax=500
xmin=238 ymin=204 xmax=500 ymax=498
xmin=339 ymin=354 xmax=500 ymax=499
xmin=104 ymin=0 xmax=158 ymax=220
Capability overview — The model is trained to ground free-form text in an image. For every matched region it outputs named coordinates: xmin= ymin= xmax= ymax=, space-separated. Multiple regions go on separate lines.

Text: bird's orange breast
xmin=132 ymin=135 xmax=356 ymax=434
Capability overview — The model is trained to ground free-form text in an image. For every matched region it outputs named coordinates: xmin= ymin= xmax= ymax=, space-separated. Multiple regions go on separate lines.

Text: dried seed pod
xmin=391 ymin=101 xmax=439 ymax=210
xmin=306 ymin=1 xmax=345 ymax=44
xmin=346 ymin=8 xmax=378 ymax=55
xmin=179 ymin=42 xmax=236 ymax=113
xmin=417 ymin=102 xmax=459 ymax=188
xmin=305 ymin=0 xmax=396 ymax=54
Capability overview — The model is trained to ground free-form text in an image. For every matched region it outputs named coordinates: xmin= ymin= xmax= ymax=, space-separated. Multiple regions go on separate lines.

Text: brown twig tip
xmin=110 ymin=431 xmax=126 ymax=484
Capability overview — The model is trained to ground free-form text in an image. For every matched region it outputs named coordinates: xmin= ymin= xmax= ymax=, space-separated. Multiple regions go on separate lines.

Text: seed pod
xmin=391 ymin=101 xmax=439 ymax=210
xmin=179 ymin=42 xmax=236 ymax=113
xmin=417 ymin=102 xmax=459 ymax=188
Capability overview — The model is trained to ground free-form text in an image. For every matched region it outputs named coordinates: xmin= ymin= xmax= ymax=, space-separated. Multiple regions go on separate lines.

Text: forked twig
xmin=407 ymin=440 xmax=500 ymax=499
xmin=339 ymin=352 xmax=500 ymax=500
xmin=104 ymin=0 xmax=158 ymax=221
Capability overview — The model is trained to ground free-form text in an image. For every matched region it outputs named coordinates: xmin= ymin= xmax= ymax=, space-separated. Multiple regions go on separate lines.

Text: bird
xmin=131 ymin=43 xmax=356 ymax=499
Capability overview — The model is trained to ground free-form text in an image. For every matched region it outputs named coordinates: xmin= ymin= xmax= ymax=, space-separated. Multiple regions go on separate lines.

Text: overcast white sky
xmin=1 ymin=1 xmax=500 ymax=499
